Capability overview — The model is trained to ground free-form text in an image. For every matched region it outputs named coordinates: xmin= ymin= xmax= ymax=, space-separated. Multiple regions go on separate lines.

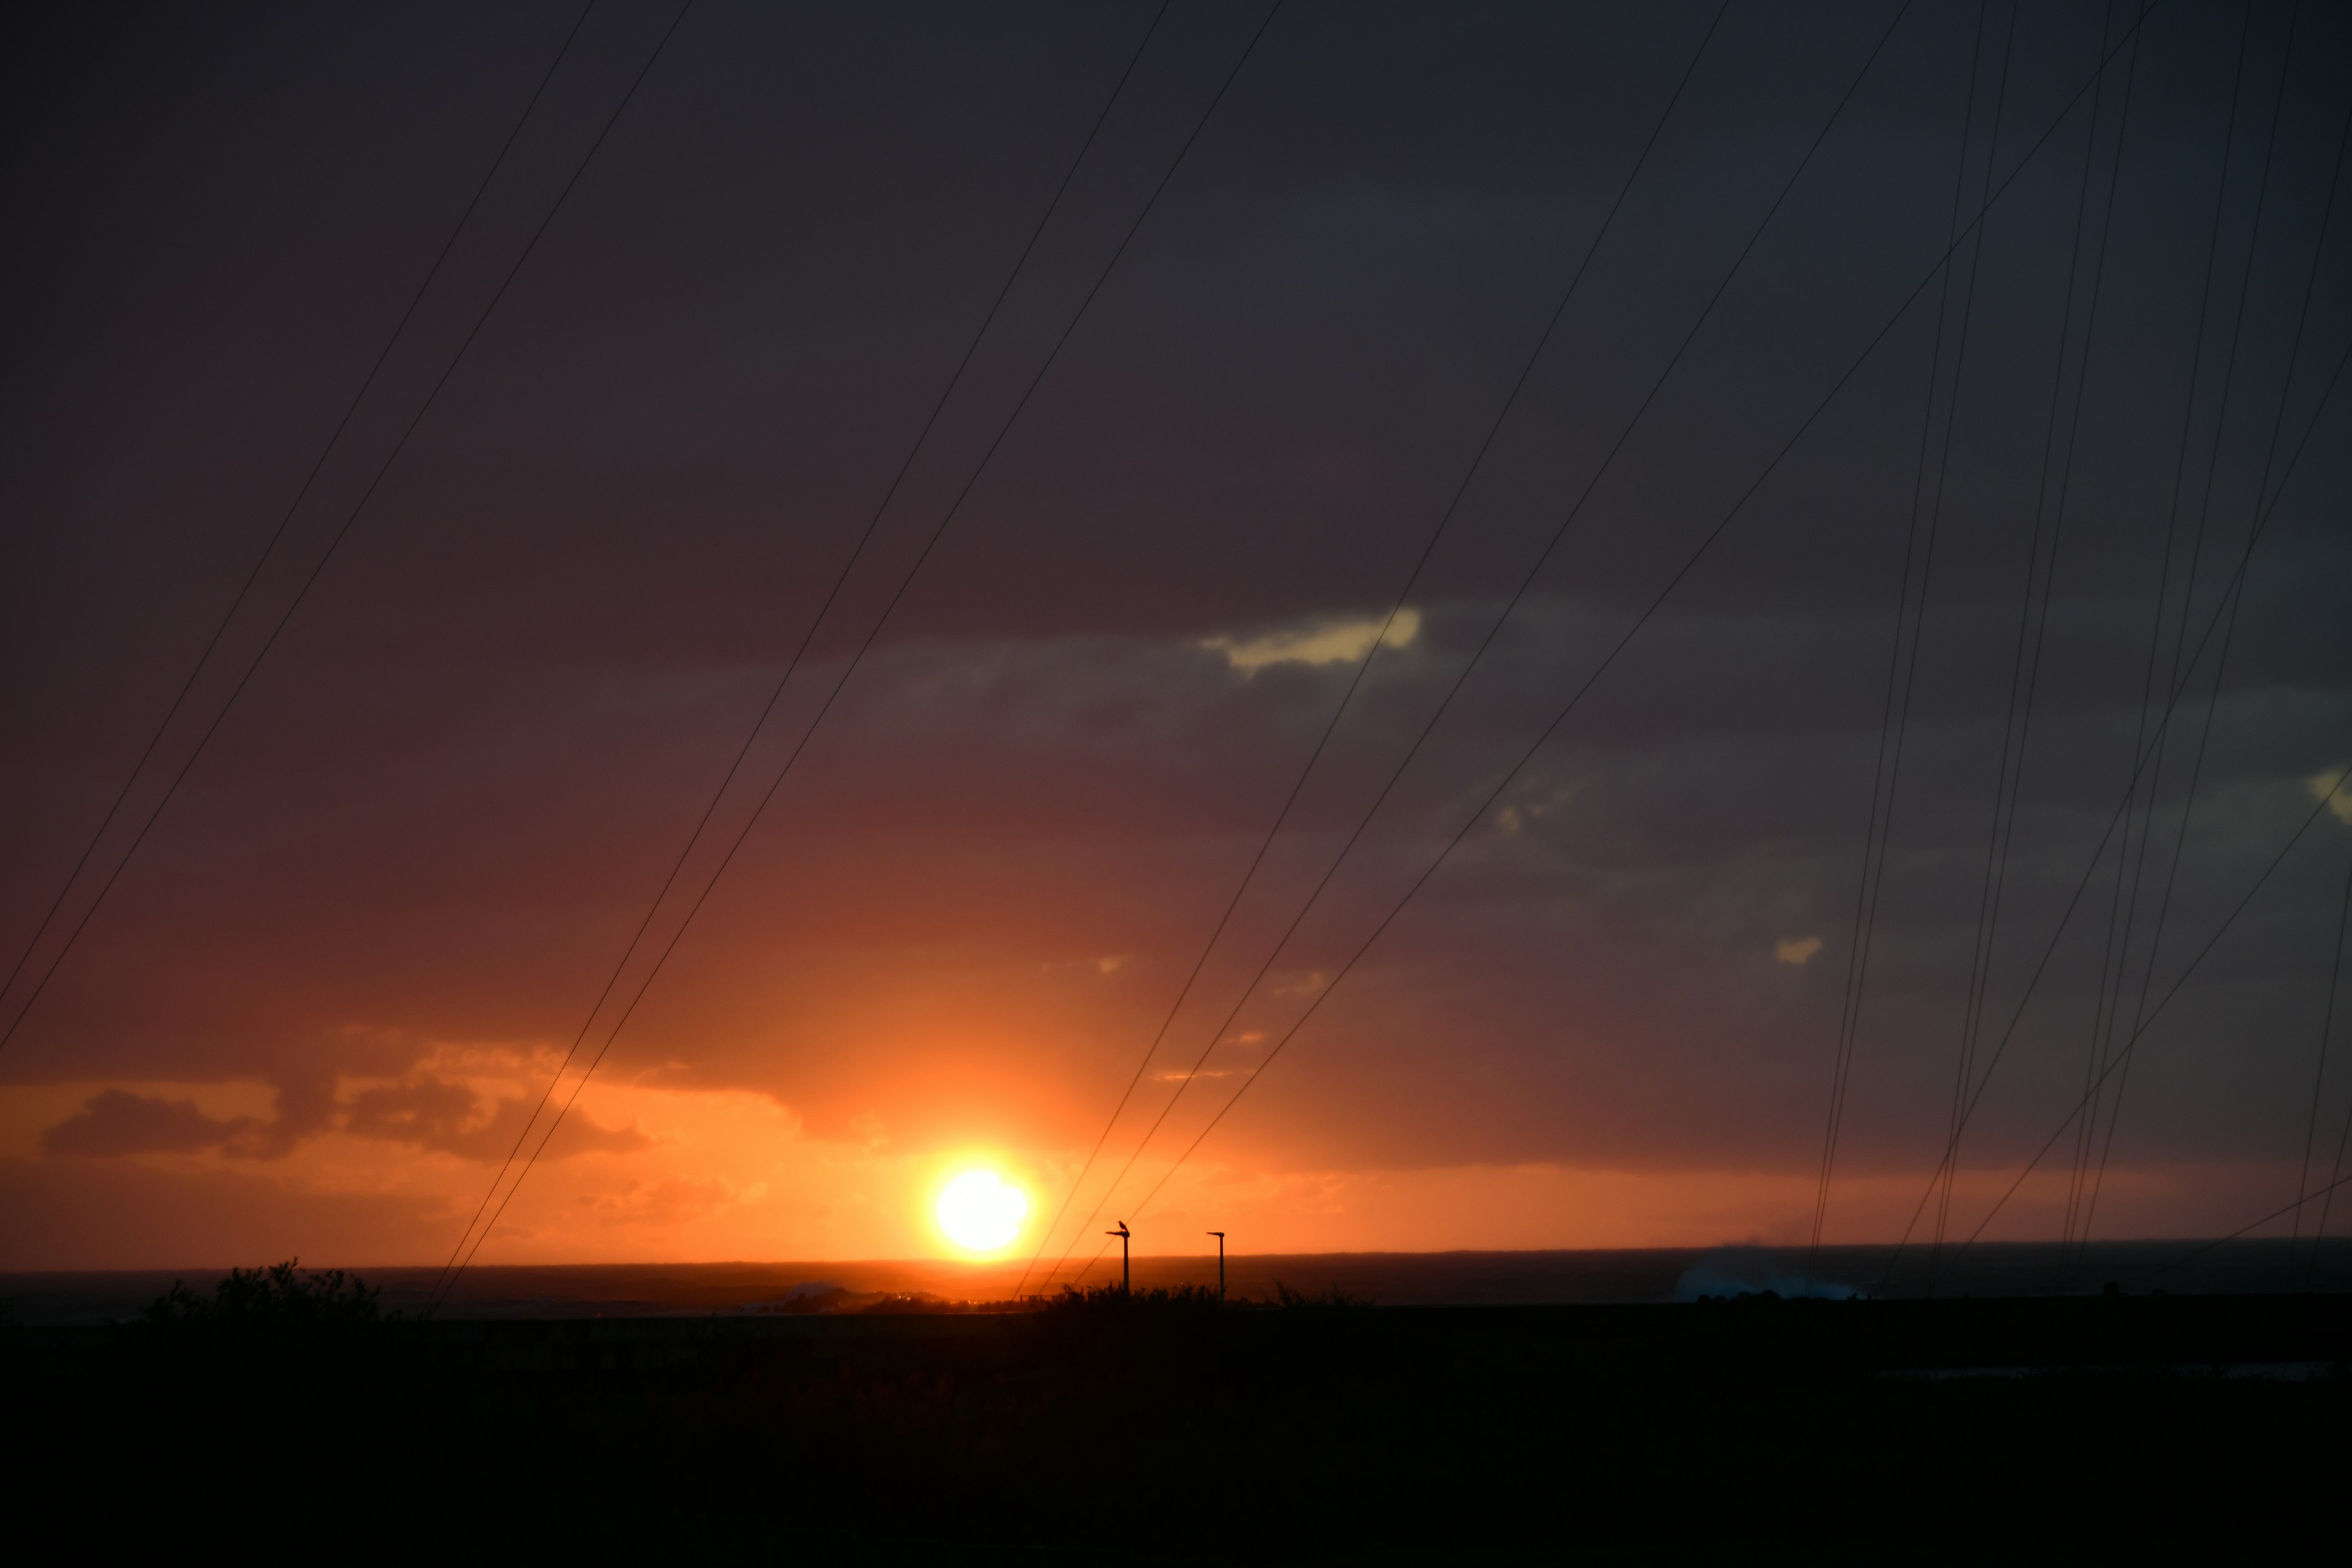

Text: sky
xmin=3 ymin=0 xmax=2350 ymax=1273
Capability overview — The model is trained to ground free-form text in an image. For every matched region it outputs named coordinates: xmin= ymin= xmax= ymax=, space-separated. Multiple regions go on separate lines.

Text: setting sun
xmin=935 ymin=1169 xmax=1029 ymax=1253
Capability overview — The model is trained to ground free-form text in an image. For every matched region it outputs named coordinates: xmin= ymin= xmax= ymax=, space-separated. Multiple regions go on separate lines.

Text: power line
xmin=2064 ymin=0 xmax=2261 ymax=1278
xmin=1812 ymin=0 xmax=2005 ymax=1283
xmin=429 ymin=0 xmax=1285 ymax=1306
xmin=2145 ymin=1158 xmax=2352 ymax=1287
xmin=1950 ymin=0 xmax=2139 ymax=1267
xmin=1973 ymin=0 xmax=2130 ymax=1268
xmin=2288 ymin=843 xmax=2352 ymax=1283
xmin=2306 ymin=856 xmax=2352 ymax=1289
xmin=1014 ymin=0 xmax=1736 ymax=1299
xmin=1076 ymin=4 xmax=2177 ymax=1256
xmin=2075 ymin=0 xmax=2307 ymax=1253
xmin=1 ymin=1 xmax=696 ymax=1060
xmin=427 ymin=0 xmax=1178 ymax=1307
xmin=1875 ymin=332 xmax=2352 ymax=1287
xmin=1922 ymin=0 xmax=2026 ymax=1270
xmin=1939 ymin=766 xmax=2352 ymax=1261
xmin=0 ymin=0 xmax=601 ymax=1047
xmin=1902 ymin=236 xmax=2351 ymax=1292
xmin=2261 ymin=87 xmax=2352 ymax=1293
xmin=1060 ymin=0 xmax=2169 ymax=1271
xmin=1040 ymin=0 xmax=1936 ymax=1284
xmin=2046 ymin=1 xmax=2149 ymax=1262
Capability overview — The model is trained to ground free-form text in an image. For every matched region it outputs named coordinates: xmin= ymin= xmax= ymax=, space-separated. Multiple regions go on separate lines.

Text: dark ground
xmin=7 ymin=1279 xmax=2348 ymax=1563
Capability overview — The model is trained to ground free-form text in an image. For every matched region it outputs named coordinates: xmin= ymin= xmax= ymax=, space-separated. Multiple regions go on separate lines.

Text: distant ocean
xmin=7 ymin=1238 xmax=2347 ymax=1325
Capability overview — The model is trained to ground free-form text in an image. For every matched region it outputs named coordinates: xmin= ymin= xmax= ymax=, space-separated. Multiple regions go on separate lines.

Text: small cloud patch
xmin=1204 ymin=608 xmax=1420 ymax=674
xmin=1774 ymin=936 xmax=1824 ymax=967
xmin=2310 ymin=768 xmax=2352 ymax=826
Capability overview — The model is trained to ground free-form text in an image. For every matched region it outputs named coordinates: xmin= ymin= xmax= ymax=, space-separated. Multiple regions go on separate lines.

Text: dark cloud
xmin=42 ymin=1090 xmax=259 ymax=1159
xmin=37 ymin=1069 xmax=647 ymax=1167
xmin=342 ymin=1075 xmax=649 ymax=1161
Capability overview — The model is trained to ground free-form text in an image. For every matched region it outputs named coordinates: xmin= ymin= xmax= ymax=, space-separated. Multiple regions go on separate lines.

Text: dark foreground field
xmin=9 ymin=1275 xmax=2348 ymax=1564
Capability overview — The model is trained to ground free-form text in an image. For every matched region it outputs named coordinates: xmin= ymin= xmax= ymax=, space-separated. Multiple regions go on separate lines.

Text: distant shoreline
xmin=7 ymin=1237 xmax=2347 ymax=1324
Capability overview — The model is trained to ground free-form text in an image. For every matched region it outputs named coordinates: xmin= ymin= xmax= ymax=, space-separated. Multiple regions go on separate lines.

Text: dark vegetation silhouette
xmin=9 ymin=1262 xmax=2348 ymax=1561
xmin=145 ymin=1258 xmax=392 ymax=1329
xmin=131 ymin=1259 xmax=414 ymax=1384
xmin=1033 ymin=1280 xmax=1363 ymax=1314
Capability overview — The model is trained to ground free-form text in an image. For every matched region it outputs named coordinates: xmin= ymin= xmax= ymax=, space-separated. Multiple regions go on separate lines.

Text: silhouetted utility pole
xmin=1207 ymin=1231 xmax=1225 ymax=1302
xmin=1108 ymin=1221 xmax=1131 ymax=1294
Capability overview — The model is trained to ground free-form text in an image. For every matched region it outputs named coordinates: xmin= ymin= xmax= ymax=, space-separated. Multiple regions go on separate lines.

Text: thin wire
xmin=1907 ymin=91 xmax=2343 ymax=1291
xmin=1924 ymin=0 xmax=2024 ymax=1269
xmin=2289 ymin=847 xmax=2352 ymax=1283
xmin=1038 ymin=0 xmax=1933 ymax=1288
xmin=1804 ymin=0 xmax=1993 ymax=1287
xmin=1961 ymin=0 xmax=2125 ymax=1270
xmin=428 ymin=0 xmax=1178 ymax=1306
xmin=2068 ymin=815 xmax=2135 ymax=1269
xmin=2062 ymin=0 xmax=2260 ymax=1281
xmin=2076 ymin=0 xmax=2306 ymax=1252
xmin=0 ymin=0 xmax=601 ymax=1041
xmin=0 ymin=1 xmax=695 ymax=1061
xmin=1942 ymin=767 xmax=2352 ymax=1260
xmin=1014 ymin=0 xmax=1738 ymax=1298
xmin=2308 ymin=870 xmax=2352 ymax=1288
xmin=1875 ymin=333 xmax=2352 ymax=1286
xmin=2038 ymin=1 xmax=2143 ymax=1264
xmin=1060 ymin=0 xmax=2166 ymax=1275
xmin=1112 ymin=282 xmax=1978 ymax=1242
xmin=2147 ymin=1162 xmax=2352 ymax=1287
xmin=1828 ymin=0 xmax=2017 ymax=1275
xmin=2127 ymin=69 xmax=2352 ymax=1288
xmin=430 ymin=1 xmax=1286 ymax=1306
xmin=2265 ymin=94 xmax=2352 ymax=1289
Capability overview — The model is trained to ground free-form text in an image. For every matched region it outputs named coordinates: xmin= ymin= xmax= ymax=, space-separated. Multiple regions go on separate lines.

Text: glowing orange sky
xmin=0 ymin=1042 xmax=2296 ymax=1270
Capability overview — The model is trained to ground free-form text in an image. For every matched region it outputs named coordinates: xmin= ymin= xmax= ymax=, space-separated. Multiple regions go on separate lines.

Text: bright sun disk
xmin=936 ymin=1169 xmax=1028 ymax=1253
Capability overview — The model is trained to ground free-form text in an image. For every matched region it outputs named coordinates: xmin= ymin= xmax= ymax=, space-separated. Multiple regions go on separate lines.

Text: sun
xmin=935 ymin=1169 xmax=1029 ymax=1254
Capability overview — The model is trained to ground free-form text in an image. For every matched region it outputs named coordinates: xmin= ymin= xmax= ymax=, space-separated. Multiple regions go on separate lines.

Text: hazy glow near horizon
xmin=935 ymin=1169 xmax=1028 ymax=1253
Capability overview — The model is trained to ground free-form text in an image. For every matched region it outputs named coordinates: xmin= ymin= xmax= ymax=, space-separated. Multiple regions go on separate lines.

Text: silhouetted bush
xmin=145 ymin=1258 xmax=389 ymax=1329
xmin=1038 ymin=1281 xmax=1224 ymax=1315
xmin=134 ymin=1259 xmax=412 ymax=1384
xmin=1031 ymin=1281 xmax=1367 ymax=1314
